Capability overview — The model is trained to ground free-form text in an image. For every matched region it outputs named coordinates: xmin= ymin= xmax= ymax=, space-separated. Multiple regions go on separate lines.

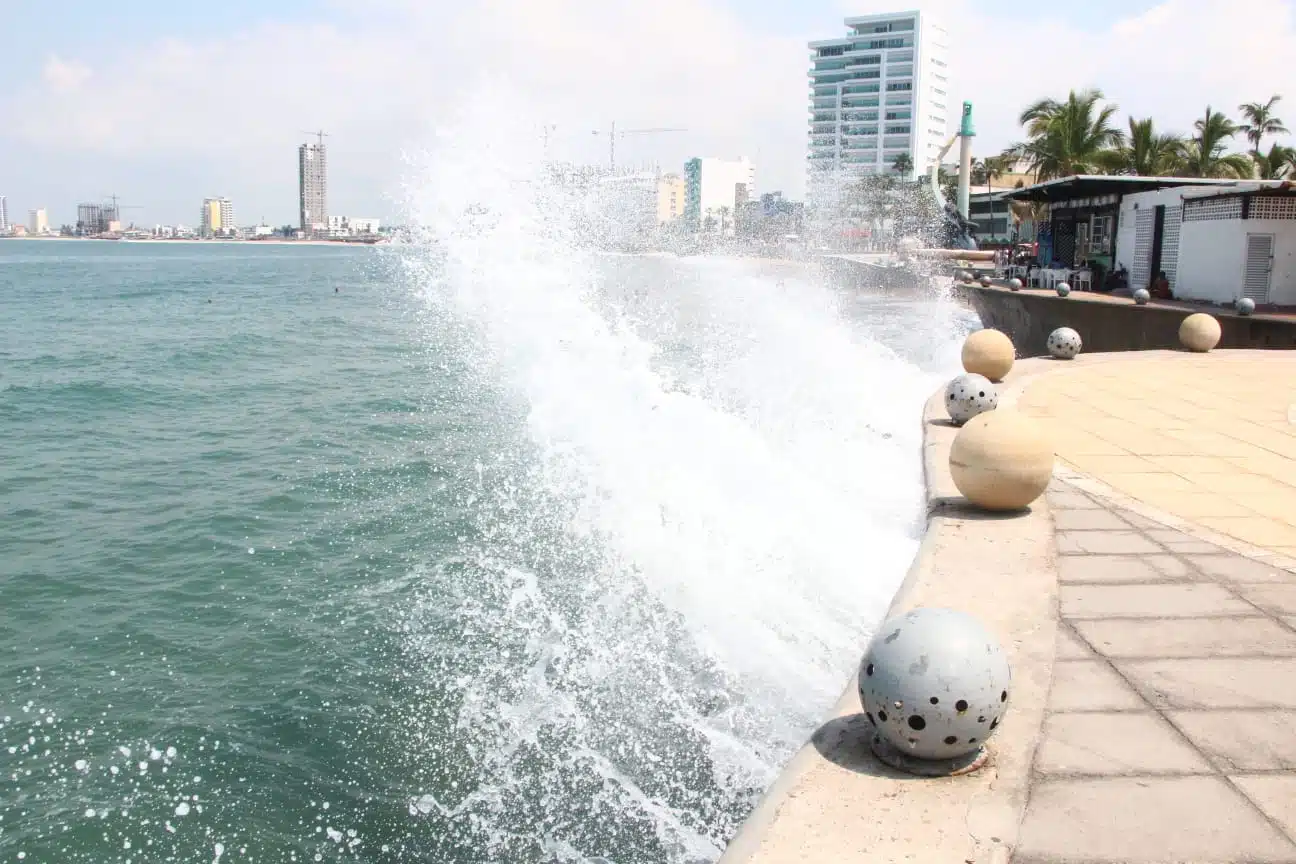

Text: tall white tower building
xmin=807 ymin=11 xmax=950 ymax=203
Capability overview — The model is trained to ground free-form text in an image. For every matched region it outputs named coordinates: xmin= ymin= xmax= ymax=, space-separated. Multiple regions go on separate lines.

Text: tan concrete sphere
xmin=1179 ymin=313 xmax=1222 ymax=353
xmin=949 ymin=410 xmax=1054 ymax=511
xmin=961 ymin=329 xmax=1015 ymax=382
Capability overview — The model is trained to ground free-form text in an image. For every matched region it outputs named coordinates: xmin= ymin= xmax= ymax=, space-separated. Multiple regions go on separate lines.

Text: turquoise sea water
xmin=0 ymin=239 xmax=968 ymax=863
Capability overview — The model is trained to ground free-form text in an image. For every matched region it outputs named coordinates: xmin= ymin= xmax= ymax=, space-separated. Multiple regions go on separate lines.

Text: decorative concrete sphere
xmin=858 ymin=607 xmax=1012 ymax=762
xmin=949 ymin=410 xmax=1054 ymax=511
xmin=956 ymin=270 xmax=971 ymax=283
xmin=944 ymin=373 xmax=999 ymax=426
xmin=1179 ymin=312 xmax=1222 ymax=353
xmin=979 ymin=275 xmax=992 ymax=288
xmin=1055 ymin=282 xmax=1071 ymax=297
xmin=1008 ymin=278 xmax=1022 ymax=291
xmin=1046 ymin=326 xmax=1083 ymax=360
xmin=1237 ymin=297 xmax=1256 ymax=316
xmin=960 ymin=328 xmax=1015 ymax=382
xmin=1133 ymin=288 xmax=1151 ymax=305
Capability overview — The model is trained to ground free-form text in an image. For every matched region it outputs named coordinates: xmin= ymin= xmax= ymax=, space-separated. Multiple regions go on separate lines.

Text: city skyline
xmin=3 ymin=0 xmax=1295 ymax=226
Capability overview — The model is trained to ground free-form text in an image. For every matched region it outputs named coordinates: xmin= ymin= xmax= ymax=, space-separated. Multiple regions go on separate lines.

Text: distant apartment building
xmin=683 ymin=158 xmax=756 ymax=234
xmin=29 ymin=208 xmax=48 ymax=235
xmin=201 ymin=197 xmax=235 ymax=237
xmin=327 ymin=216 xmax=380 ymax=236
xmin=0 ymin=196 xmax=9 ymax=233
xmin=656 ymin=174 xmax=687 ymax=224
xmin=76 ymin=203 xmax=116 ymax=236
xmin=299 ymin=141 xmax=328 ymax=234
xmin=807 ymin=10 xmax=950 ymax=200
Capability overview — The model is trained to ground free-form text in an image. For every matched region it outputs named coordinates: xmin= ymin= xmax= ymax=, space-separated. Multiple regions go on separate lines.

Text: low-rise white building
xmin=1172 ymin=186 xmax=1296 ymax=306
xmin=328 ymin=216 xmax=380 ymax=236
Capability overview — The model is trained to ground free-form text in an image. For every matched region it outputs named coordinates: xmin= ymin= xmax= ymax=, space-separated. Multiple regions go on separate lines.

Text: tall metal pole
xmin=957 ymin=101 xmax=975 ymax=220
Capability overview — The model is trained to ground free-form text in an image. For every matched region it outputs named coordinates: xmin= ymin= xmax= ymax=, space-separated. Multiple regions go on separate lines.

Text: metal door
xmin=1131 ymin=208 xmax=1155 ymax=289
xmin=1243 ymin=233 xmax=1275 ymax=304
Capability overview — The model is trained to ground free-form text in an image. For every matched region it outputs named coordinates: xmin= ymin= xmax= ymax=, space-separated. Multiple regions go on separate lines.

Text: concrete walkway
xmin=1013 ymin=351 xmax=1296 ymax=863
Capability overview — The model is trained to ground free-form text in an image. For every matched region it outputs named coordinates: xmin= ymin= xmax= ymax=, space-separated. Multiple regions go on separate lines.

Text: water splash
xmin=390 ymin=85 xmax=967 ymax=862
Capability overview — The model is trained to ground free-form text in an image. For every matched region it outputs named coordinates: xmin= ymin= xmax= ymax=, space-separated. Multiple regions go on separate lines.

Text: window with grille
xmin=1183 ymin=197 xmax=1242 ymax=221
xmin=1249 ymin=196 xmax=1296 ymax=220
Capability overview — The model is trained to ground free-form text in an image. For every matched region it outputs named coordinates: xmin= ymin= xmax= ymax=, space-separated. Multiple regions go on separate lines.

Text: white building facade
xmin=0 ymin=196 xmax=9 ymax=233
xmin=807 ymin=10 xmax=950 ymax=202
xmin=684 ymin=157 xmax=755 ymax=234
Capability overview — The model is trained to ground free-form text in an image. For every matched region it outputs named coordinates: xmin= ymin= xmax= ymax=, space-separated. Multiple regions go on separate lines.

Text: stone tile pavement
xmin=1014 ymin=478 xmax=1296 ymax=863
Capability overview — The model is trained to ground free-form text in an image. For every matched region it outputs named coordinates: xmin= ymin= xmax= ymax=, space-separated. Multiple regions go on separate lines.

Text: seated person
xmin=1149 ymin=271 xmax=1173 ymax=299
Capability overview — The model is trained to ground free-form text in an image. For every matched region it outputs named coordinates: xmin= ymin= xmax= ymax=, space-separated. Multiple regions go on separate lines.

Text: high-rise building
xmin=807 ymin=10 xmax=950 ymax=199
xmin=29 ymin=208 xmax=48 ymax=235
xmin=683 ymin=158 xmax=756 ymax=234
xmin=299 ymin=140 xmax=328 ymax=234
xmin=656 ymin=174 xmax=686 ymax=224
xmin=200 ymin=197 xmax=235 ymax=237
xmin=0 ymin=196 xmax=9 ymax=233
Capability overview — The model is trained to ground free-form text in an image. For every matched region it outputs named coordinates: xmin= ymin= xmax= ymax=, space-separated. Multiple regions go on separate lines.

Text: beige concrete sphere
xmin=1179 ymin=313 xmax=1222 ymax=353
xmin=949 ymin=410 xmax=1054 ymax=511
xmin=961 ymin=329 xmax=1015 ymax=382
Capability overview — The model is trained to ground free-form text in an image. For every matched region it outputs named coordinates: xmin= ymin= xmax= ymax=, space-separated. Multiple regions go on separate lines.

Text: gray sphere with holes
xmin=1133 ymin=288 xmax=1151 ymax=305
xmin=1056 ymin=282 xmax=1071 ymax=297
xmin=979 ymin=275 xmax=992 ymax=287
xmin=1008 ymin=278 xmax=1022 ymax=291
xmin=956 ymin=270 xmax=970 ymax=283
xmin=1237 ymin=297 xmax=1256 ymax=316
xmin=858 ymin=607 xmax=1012 ymax=761
xmin=1047 ymin=326 xmax=1083 ymax=360
xmin=944 ymin=373 xmax=998 ymax=425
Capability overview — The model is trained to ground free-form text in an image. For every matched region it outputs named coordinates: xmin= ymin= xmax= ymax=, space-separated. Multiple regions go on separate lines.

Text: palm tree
xmin=1181 ymin=106 xmax=1254 ymax=178
xmin=892 ymin=152 xmax=914 ymax=176
xmin=1238 ymin=95 xmax=1288 ymax=154
xmin=1253 ymin=143 xmax=1296 ymax=180
xmin=1096 ymin=117 xmax=1186 ymax=176
xmin=1006 ymin=89 xmax=1124 ymax=180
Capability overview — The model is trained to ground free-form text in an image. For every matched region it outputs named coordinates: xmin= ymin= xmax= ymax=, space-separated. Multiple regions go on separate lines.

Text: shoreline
xmin=0 ymin=236 xmax=383 ymax=247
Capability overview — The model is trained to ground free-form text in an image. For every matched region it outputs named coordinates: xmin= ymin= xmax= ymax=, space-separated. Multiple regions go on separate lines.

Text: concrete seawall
xmin=718 ymin=367 xmax=1062 ymax=864
xmin=963 ymin=283 xmax=1296 ymax=357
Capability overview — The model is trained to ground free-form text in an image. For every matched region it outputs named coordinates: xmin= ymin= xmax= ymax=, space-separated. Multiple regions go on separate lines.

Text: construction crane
xmin=300 ymin=129 xmax=330 ymax=149
xmin=591 ymin=123 xmax=686 ymax=171
xmin=101 ymin=194 xmax=143 ymax=226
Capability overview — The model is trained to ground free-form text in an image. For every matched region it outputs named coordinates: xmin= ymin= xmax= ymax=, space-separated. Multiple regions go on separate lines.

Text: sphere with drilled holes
xmin=1008 ymin=278 xmax=1022 ymax=291
xmin=961 ymin=328 xmax=1015 ymax=382
xmin=957 ymin=270 xmax=971 ymax=283
xmin=1237 ymin=297 xmax=1256 ymax=316
xmin=859 ymin=607 xmax=1012 ymax=761
xmin=949 ymin=410 xmax=1054 ymax=511
xmin=1056 ymin=282 xmax=1071 ymax=297
xmin=1046 ymin=327 xmax=1083 ymax=360
xmin=944 ymin=373 xmax=999 ymax=425
xmin=1133 ymin=288 xmax=1151 ymax=305
xmin=1180 ymin=312 xmax=1222 ymax=352
xmin=979 ymin=275 xmax=992 ymax=287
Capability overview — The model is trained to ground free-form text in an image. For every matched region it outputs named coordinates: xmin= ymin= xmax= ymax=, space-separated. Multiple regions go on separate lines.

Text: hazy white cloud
xmin=41 ymin=56 xmax=92 ymax=92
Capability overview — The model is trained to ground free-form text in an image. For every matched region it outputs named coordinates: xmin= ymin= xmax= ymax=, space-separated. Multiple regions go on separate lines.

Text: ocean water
xmin=0 ymin=228 xmax=970 ymax=863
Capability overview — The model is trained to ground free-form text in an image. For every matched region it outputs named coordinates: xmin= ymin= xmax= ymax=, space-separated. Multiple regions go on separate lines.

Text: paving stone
xmin=1035 ymin=712 xmax=1211 ymax=775
xmin=1053 ymin=509 xmax=1131 ymax=531
xmin=1170 ymin=710 xmax=1296 ymax=771
xmin=1238 ymin=584 xmax=1296 ymax=616
xmin=1048 ymin=660 xmax=1145 ymax=712
xmin=1057 ymin=554 xmax=1190 ymax=584
xmin=1055 ymin=627 xmax=1092 ymax=660
xmin=1116 ymin=509 xmax=1169 ymax=530
xmin=1188 ymin=554 xmax=1296 ymax=584
xmin=1015 ymin=776 xmax=1296 ymax=863
xmin=1146 ymin=529 xmax=1225 ymax=554
xmin=1061 ymin=583 xmax=1254 ymax=619
xmin=1074 ymin=617 xmax=1296 ymax=659
xmin=1119 ymin=658 xmax=1296 ymax=709
xmin=1233 ymin=775 xmax=1296 ymax=843
xmin=1048 ymin=490 xmax=1102 ymax=509
xmin=1056 ymin=530 xmax=1164 ymax=555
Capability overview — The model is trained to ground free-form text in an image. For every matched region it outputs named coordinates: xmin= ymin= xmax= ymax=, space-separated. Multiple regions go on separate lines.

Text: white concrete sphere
xmin=1055 ymin=282 xmax=1071 ymax=297
xmin=858 ymin=607 xmax=1012 ymax=761
xmin=961 ymin=329 xmax=1015 ymax=382
xmin=949 ymin=410 xmax=1054 ymax=511
xmin=1008 ymin=278 xmax=1023 ymax=291
xmin=979 ymin=275 xmax=992 ymax=287
xmin=1133 ymin=288 xmax=1151 ymax=305
xmin=1237 ymin=297 xmax=1256 ymax=316
xmin=1179 ymin=312 xmax=1222 ymax=353
xmin=944 ymin=373 xmax=999 ymax=426
xmin=1046 ymin=327 xmax=1083 ymax=360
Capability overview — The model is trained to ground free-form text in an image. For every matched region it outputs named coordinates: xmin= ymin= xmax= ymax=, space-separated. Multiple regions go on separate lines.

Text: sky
xmin=3 ymin=0 xmax=1295 ymax=228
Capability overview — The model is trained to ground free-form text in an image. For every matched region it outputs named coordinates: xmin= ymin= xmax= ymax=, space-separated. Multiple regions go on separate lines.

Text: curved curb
xmin=718 ymin=372 xmax=1061 ymax=864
